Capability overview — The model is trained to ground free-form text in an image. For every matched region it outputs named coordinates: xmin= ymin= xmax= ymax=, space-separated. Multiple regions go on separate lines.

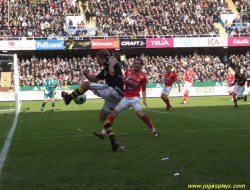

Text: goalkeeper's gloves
xmin=45 ymin=89 xmax=49 ymax=94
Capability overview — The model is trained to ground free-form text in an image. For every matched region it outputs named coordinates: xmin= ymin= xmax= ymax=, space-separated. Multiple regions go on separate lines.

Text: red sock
xmin=166 ymin=98 xmax=171 ymax=107
xmin=183 ymin=94 xmax=188 ymax=101
xmin=141 ymin=115 xmax=154 ymax=129
xmin=108 ymin=115 xmax=115 ymax=124
xmin=162 ymin=97 xmax=170 ymax=107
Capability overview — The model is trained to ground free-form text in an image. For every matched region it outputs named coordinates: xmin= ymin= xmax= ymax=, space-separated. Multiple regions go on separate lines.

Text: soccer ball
xmin=74 ymin=94 xmax=86 ymax=104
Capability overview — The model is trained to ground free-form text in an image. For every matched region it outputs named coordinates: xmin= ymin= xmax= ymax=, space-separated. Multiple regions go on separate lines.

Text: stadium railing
xmin=1 ymin=33 xmax=250 ymax=41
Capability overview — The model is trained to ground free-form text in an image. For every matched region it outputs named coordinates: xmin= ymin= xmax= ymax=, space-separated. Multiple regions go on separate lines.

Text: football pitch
xmin=0 ymin=96 xmax=249 ymax=190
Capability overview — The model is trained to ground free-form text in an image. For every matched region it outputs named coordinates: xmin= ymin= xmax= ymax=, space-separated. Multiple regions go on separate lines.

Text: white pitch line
xmin=0 ymin=114 xmax=19 ymax=178
xmin=143 ymin=109 xmax=170 ymax=114
xmin=13 ymin=127 xmax=250 ymax=141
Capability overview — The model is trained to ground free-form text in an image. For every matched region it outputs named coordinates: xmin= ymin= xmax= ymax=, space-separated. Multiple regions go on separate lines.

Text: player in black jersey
xmin=246 ymin=70 xmax=250 ymax=101
xmin=61 ymin=49 xmax=124 ymax=151
xmin=231 ymin=66 xmax=247 ymax=109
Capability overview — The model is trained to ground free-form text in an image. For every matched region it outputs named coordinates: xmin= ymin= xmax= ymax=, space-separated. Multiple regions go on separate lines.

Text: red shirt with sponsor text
xmin=124 ymin=69 xmax=147 ymax=97
xmin=226 ymin=74 xmax=235 ymax=87
xmin=164 ymin=71 xmax=178 ymax=87
xmin=184 ymin=71 xmax=195 ymax=83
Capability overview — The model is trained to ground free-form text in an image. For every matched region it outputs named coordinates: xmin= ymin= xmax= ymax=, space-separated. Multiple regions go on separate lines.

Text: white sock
xmin=101 ymin=128 xmax=106 ymax=135
xmin=152 ymin=127 xmax=156 ymax=133
xmin=52 ymin=107 xmax=55 ymax=110
xmin=41 ymin=107 xmax=44 ymax=110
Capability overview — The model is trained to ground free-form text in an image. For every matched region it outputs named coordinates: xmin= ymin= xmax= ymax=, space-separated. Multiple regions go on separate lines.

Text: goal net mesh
xmin=0 ymin=54 xmax=19 ymax=115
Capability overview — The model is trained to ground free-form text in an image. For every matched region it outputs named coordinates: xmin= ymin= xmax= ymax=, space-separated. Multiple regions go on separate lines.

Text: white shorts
xmin=161 ymin=86 xmax=172 ymax=96
xmin=184 ymin=81 xmax=192 ymax=91
xmin=233 ymin=85 xmax=245 ymax=97
xmin=247 ymin=86 xmax=250 ymax=92
xmin=228 ymin=86 xmax=234 ymax=92
xmin=90 ymin=83 xmax=123 ymax=113
xmin=115 ymin=97 xmax=142 ymax=113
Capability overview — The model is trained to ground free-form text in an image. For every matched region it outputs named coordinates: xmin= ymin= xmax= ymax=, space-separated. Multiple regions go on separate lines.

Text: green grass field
xmin=0 ymin=97 xmax=249 ymax=190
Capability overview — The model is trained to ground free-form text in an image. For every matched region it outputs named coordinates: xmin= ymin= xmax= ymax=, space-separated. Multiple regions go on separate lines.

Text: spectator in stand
xmin=16 ymin=54 xmax=250 ymax=87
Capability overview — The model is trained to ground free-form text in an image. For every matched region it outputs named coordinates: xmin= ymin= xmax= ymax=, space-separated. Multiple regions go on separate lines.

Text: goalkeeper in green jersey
xmin=40 ymin=73 xmax=58 ymax=113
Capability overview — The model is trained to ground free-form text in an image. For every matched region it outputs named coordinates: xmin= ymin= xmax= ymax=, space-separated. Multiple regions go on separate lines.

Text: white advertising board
xmin=174 ymin=37 xmax=228 ymax=47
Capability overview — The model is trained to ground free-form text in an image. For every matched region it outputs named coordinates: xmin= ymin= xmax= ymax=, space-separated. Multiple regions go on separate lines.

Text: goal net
xmin=0 ymin=54 xmax=20 ymax=115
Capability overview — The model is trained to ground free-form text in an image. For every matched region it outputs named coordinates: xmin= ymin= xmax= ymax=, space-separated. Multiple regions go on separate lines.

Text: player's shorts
xmin=115 ymin=97 xmax=142 ymax=113
xmin=44 ymin=92 xmax=55 ymax=99
xmin=228 ymin=86 xmax=234 ymax=92
xmin=90 ymin=83 xmax=123 ymax=113
xmin=247 ymin=86 xmax=250 ymax=92
xmin=233 ymin=85 xmax=245 ymax=97
xmin=161 ymin=86 xmax=172 ymax=96
xmin=184 ymin=81 xmax=192 ymax=91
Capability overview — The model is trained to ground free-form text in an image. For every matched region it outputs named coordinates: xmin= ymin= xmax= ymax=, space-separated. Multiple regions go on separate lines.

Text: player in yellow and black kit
xmin=231 ymin=66 xmax=247 ymax=109
xmin=246 ymin=70 xmax=250 ymax=101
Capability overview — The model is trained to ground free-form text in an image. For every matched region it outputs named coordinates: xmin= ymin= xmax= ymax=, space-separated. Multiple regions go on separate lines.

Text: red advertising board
xmin=147 ymin=38 xmax=174 ymax=48
xmin=228 ymin=37 xmax=250 ymax=46
xmin=91 ymin=39 xmax=120 ymax=49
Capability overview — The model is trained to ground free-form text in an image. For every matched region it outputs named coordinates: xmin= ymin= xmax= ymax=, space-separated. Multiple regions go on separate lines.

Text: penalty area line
xmin=143 ymin=109 xmax=170 ymax=114
xmin=0 ymin=114 xmax=19 ymax=178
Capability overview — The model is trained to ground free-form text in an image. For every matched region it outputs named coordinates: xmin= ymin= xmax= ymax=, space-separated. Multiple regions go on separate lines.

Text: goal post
xmin=0 ymin=53 xmax=20 ymax=115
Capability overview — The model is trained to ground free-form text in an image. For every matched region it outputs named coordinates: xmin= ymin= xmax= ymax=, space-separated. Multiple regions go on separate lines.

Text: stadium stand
xmin=0 ymin=0 xmax=81 ymax=39
xmin=92 ymin=0 xmax=232 ymax=37
xmin=1 ymin=0 xmax=245 ymax=38
xmin=225 ymin=0 xmax=250 ymax=36
xmin=17 ymin=54 xmax=250 ymax=86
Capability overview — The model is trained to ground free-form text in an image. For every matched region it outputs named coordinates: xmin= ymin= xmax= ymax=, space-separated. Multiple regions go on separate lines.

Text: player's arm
xmin=142 ymin=77 xmax=147 ymax=108
xmin=231 ymin=78 xmax=236 ymax=86
xmin=108 ymin=56 xmax=118 ymax=76
xmin=238 ymin=74 xmax=245 ymax=85
xmin=123 ymin=71 xmax=135 ymax=84
xmin=183 ymin=73 xmax=186 ymax=82
xmin=83 ymin=70 xmax=101 ymax=83
xmin=43 ymin=80 xmax=49 ymax=94
xmin=175 ymin=77 xmax=181 ymax=92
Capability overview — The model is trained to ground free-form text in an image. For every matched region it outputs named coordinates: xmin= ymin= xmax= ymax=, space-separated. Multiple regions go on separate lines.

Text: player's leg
xmin=228 ymin=89 xmax=234 ymax=100
xmin=233 ymin=86 xmax=239 ymax=108
xmin=183 ymin=90 xmax=189 ymax=104
xmin=99 ymin=108 xmax=120 ymax=151
xmin=51 ymin=98 xmax=56 ymax=112
xmin=237 ymin=86 xmax=247 ymax=101
xmin=132 ymin=98 xmax=159 ymax=137
xmin=61 ymin=81 xmax=91 ymax=105
xmin=94 ymin=99 xmax=126 ymax=139
xmin=161 ymin=93 xmax=171 ymax=111
xmin=41 ymin=96 xmax=48 ymax=113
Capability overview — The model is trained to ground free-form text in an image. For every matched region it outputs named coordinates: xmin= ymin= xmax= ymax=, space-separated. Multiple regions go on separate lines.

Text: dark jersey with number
xmin=232 ymin=73 xmax=246 ymax=86
xmin=96 ymin=56 xmax=124 ymax=96
xmin=246 ymin=75 xmax=250 ymax=87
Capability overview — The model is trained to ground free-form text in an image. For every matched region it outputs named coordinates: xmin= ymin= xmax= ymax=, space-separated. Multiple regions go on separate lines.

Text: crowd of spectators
xmin=16 ymin=53 xmax=250 ymax=87
xmin=0 ymin=0 xmax=80 ymax=40
xmin=1 ymin=0 xmax=250 ymax=39
xmin=224 ymin=0 xmax=250 ymax=36
xmin=90 ymin=0 xmax=230 ymax=38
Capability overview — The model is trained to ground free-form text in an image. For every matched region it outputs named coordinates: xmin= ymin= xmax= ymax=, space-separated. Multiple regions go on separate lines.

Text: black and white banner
xmin=120 ymin=39 xmax=146 ymax=48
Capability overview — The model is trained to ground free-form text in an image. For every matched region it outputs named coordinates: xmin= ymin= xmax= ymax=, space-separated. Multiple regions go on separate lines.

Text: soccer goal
xmin=0 ymin=54 xmax=21 ymax=115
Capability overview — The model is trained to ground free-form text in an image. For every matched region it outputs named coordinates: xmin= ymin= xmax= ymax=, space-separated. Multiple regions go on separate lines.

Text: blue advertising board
xmin=35 ymin=40 xmax=64 ymax=50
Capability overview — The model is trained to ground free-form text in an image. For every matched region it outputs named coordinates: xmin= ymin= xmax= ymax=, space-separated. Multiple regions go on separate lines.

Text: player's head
xmin=133 ymin=58 xmax=143 ymax=71
xmin=228 ymin=70 xmax=231 ymax=75
xmin=52 ymin=73 xmax=56 ymax=80
xmin=189 ymin=67 xmax=193 ymax=72
xmin=247 ymin=69 xmax=250 ymax=75
xmin=166 ymin=65 xmax=172 ymax=73
xmin=96 ymin=49 xmax=110 ymax=66
xmin=234 ymin=65 xmax=240 ymax=73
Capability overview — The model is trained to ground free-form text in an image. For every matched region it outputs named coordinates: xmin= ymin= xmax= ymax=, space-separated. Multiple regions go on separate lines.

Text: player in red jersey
xmin=224 ymin=70 xmax=235 ymax=100
xmin=94 ymin=59 xmax=159 ymax=139
xmin=161 ymin=65 xmax=180 ymax=111
xmin=183 ymin=67 xmax=195 ymax=104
